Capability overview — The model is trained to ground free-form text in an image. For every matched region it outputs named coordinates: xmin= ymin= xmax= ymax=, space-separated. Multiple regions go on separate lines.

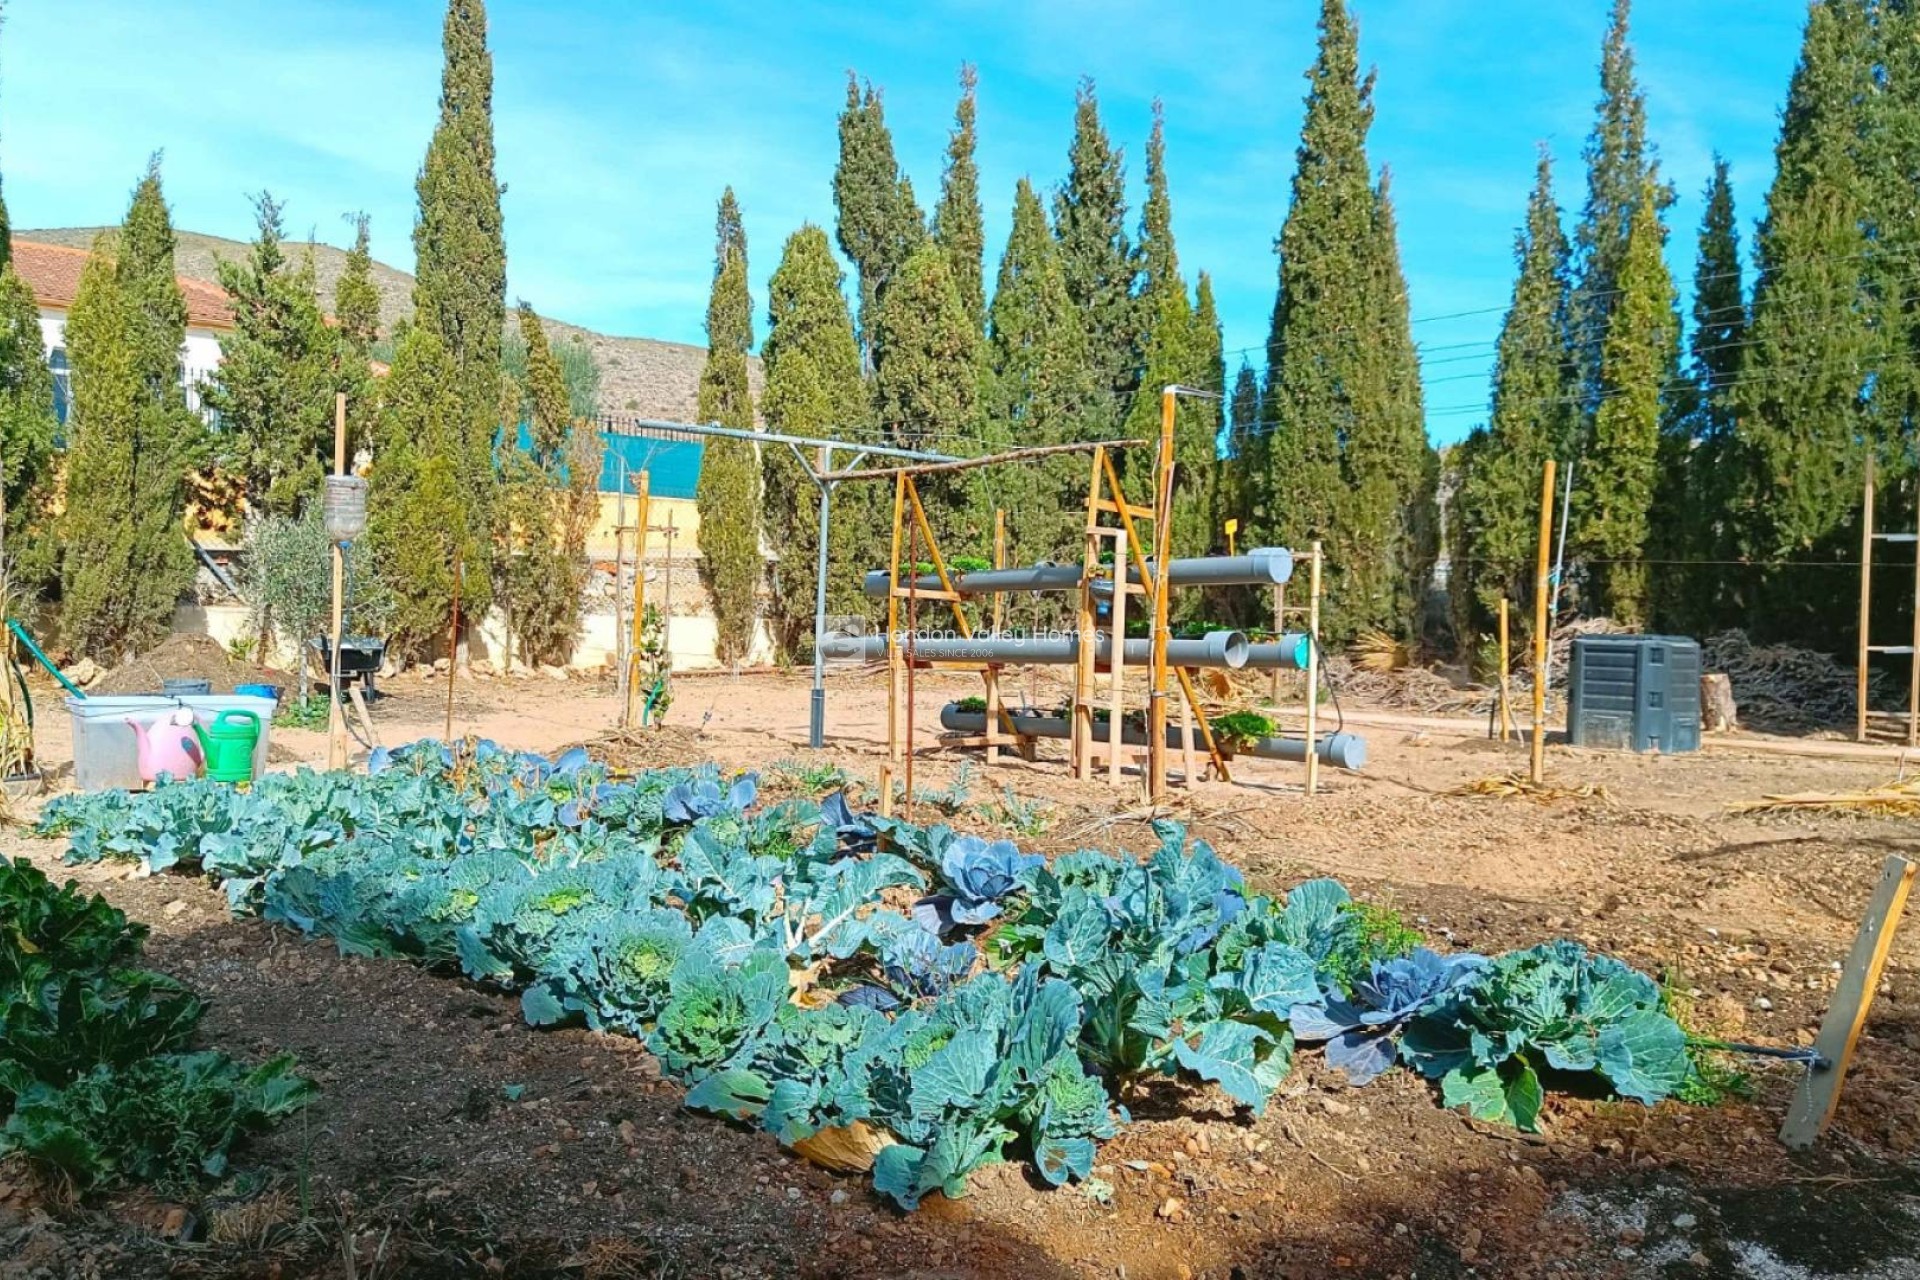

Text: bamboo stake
xmin=1269 ymin=583 xmax=1285 ymax=706
xmin=1498 ymin=597 xmax=1514 ymax=742
xmin=444 ymin=544 xmax=462 ymax=742
xmin=1859 ymin=455 xmax=1874 ymax=744
xmin=1074 ymin=450 xmax=1102 ymax=782
xmin=1107 ymin=528 xmax=1127 ymax=787
xmin=1531 ymin=460 xmax=1557 ymax=785
xmin=1148 ymin=388 xmax=1176 ymax=799
xmin=1305 ymin=542 xmax=1321 ymax=798
xmin=327 ymin=393 xmax=348 ymax=771
xmin=882 ymin=471 xmax=906 ymax=817
xmin=621 ymin=471 xmax=652 ymax=728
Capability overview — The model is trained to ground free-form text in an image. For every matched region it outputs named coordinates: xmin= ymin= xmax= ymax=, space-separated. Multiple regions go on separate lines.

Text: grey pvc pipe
xmin=842 ymin=630 xmax=1250 ymax=669
xmin=937 ymin=706 xmax=1367 ymax=771
xmin=1243 ymin=633 xmax=1314 ymax=671
xmin=861 ymin=564 xmax=1083 ymax=597
xmin=861 ymin=548 xmax=1294 ymax=599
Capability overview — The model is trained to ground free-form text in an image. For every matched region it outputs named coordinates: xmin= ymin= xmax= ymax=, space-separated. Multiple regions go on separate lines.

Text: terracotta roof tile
xmin=10 ymin=237 xmax=235 ymax=331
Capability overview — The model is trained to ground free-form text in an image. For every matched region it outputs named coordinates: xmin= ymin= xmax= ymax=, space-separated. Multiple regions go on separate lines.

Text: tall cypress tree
xmin=933 ymin=64 xmax=986 ymax=338
xmin=986 ymin=179 xmax=1096 ymax=565
xmin=1215 ymin=359 xmax=1261 ymax=540
xmin=60 ymin=160 xmax=205 ymax=660
xmin=695 ymin=189 xmax=762 ymax=664
xmin=1652 ymin=159 xmax=1746 ymax=632
xmin=1733 ymin=0 xmax=1878 ymax=638
xmin=834 ymin=75 xmax=925 ymax=371
xmin=1192 ymin=272 xmax=1226 ymax=548
xmin=1262 ymin=0 xmax=1419 ymax=637
xmin=1570 ymin=0 xmax=1667 ymax=434
xmin=335 ymin=213 xmax=381 ymax=354
xmin=0 ymin=165 xmax=56 ymax=593
xmin=368 ymin=324 xmax=483 ymax=660
xmin=1579 ymin=173 xmax=1678 ymax=626
xmin=1053 ymin=79 xmax=1134 ymax=425
xmin=334 ymin=213 xmax=381 ymax=454
xmin=875 ymin=240 xmax=981 ymax=546
xmin=761 ymin=225 xmax=873 ymax=656
xmin=1450 ymin=152 xmax=1575 ymax=641
xmin=204 ymin=193 xmax=335 ymax=515
xmin=412 ymin=0 xmax=504 ymax=614
xmin=1354 ymin=169 xmax=1436 ymax=633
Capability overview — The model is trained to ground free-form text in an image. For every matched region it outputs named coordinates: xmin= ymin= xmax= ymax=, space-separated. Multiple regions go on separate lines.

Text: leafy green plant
xmin=274 ymin=695 xmax=331 ymax=731
xmin=1209 ymin=711 xmax=1276 ymax=752
xmin=772 ymin=758 xmax=853 ymax=795
xmin=953 ymin=696 xmax=989 ymax=715
xmin=1 ymin=1051 xmax=312 ymax=1193
xmin=989 ymin=787 xmax=1052 ymax=838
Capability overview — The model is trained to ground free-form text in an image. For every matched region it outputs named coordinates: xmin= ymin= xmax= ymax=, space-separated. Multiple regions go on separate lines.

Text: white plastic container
xmin=67 ymin=693 xmax=278 ymax=792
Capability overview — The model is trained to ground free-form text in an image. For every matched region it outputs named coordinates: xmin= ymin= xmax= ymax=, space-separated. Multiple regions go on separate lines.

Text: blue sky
xmin=2 ymin=0 xmax=1808 ymax=444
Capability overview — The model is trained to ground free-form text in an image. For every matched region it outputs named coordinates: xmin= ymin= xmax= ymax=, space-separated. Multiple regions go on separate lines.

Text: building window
xmin=50 ymin=347 xmax=70 ymax=426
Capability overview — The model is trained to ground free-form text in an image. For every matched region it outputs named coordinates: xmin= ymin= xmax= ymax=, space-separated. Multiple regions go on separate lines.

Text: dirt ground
xmin=7 ymin=666 xmax=1920 ymax=1279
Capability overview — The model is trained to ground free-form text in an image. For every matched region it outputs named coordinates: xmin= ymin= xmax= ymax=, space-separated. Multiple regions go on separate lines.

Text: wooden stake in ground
xmin=327 ymin=393 xmax=349 ymax=771
xmin=1530 ymin=459 xmax=1556 ymax=786
xmin=1305 ymin=542 xmax=1322 ymax=798
xmin=1147 ymin=387 xmax=1176 ymax=799
xmin=621 ymin=470 xmax=652 ymax=729
xmin=1781 ymin=854 xmax=1916 ymax=1149
xmin=444 ymin=544 xmax=462 ymax=743
xmin=1858 ymin=455 xmax=1874 ymax=744
xmin=1498 ymin=597 xmax=1514 ymax=743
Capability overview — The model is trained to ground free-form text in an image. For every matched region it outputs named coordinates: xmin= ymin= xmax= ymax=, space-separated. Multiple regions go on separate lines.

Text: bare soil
xmin=6 ymin=667 xmax=1920 ymax=1279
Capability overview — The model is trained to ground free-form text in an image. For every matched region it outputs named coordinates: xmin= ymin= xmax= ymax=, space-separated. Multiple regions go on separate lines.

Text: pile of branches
xmin=1319 ymin=655 xmax=1496 ymax=717
xmin=1701 ymin=629 xmax=1879 ymax=731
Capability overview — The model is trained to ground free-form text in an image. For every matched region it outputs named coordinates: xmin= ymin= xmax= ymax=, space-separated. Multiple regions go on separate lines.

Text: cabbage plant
xmin=1289 ymin=947 xmax=1486 ymax=1085
xmin=913 ymin=835 xmax=1045 ymax=933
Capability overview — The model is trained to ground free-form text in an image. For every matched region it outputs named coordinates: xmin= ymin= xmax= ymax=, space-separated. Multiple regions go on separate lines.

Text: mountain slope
xmin=19 ymin=226 xmax=755 ymax=423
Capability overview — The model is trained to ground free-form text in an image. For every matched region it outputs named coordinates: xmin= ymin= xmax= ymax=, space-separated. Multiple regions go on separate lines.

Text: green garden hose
xmin=7 ymin=619 xmax=82 ymax=699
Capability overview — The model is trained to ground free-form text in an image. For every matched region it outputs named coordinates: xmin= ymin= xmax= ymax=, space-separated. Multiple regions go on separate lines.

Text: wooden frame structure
xmin=1855 ymin=455 xmax=1920 ymax=745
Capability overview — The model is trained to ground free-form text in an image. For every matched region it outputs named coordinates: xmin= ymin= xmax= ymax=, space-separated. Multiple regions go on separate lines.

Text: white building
xmin=11 ymin=237 xmax=233 ymax=419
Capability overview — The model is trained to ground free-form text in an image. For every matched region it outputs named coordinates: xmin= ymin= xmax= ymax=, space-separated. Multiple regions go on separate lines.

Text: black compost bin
xmin=1567 ymin=634 xmax=1702 ymax=754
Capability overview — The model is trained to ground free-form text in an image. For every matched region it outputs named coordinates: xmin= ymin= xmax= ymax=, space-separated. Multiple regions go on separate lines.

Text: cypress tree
xmin=1570 ymin=0 xmax=1668 ymax=432
xmin=495 ymin=302 xmax=598 ymax=665
xmin=694 ymin=189 xmax=762 ymax=663
xmin=1353 ymin=169 xmax=1436 ymax=633
xmin=413 ymin=0 xmax=505 ymax=609
xmin=1215 ymin=360 xmax=1261 ymax=540
xmin=834 ymin=75 xmax=925 ymax=370
xmin=204 ymin=193 xmax=335 ymax=515
xmin=1192 ymin=272 xmax=1226 ymax=549
xmin=1262 ymin=0 xmax=1421 ymax=637
xmin=1450 ymin=152 xmax=1576 ymax=641
xmin=1053 ymin=79 xmax=1134 ymax=424
xmin=0 ymin=177 xmax=56 ymax=592
xmin=761 ymin=225 xmax=873 ymax=656
xmin=335 ymin=213 xmax=381 ymax=353
xmin=986 ymin=179 xmax=1097 ymax=565
xmin=59 ymin=161 xmax=205 ymax=660
xmin=1652 ymin=159 xmax=1746 ymax=632
xmin=1578 ymin=174 xmax=1678 ymax=626
xmin=875 ymin=240 xmax=981 ymax=545
xmin=367 ymin=324 xmax=484 ymax=659
xmin=1733 ymin=0 xmax=1878 ymax=638
xmin=932 ymin=64 xmax=986 ymax=337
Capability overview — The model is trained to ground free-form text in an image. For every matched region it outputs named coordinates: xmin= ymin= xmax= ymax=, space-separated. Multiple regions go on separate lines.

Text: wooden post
xmin=1073 ymin=450 xmax=1102 ymax=782
xmin=1858 ymin=455 xmax=1874 ymax=744
xmin=884 ymin=470 xmax=907 ymax=812
xmin=1147 ymin=387 xmax=1177 ymax=799
xmin=1531 ymin=459 xmax=1557 ymax=786
xmin=1269 ymin=583 xmax=1285 ymax=706
xmin=1781 ymin=854 xmax=1916 ymax=1149
xmin=1498 ymin=597 xmax=1514 ymax=742
xmin=327 ymin=393 xmax=349 ymax=771
xmin=1107 ymin=528 xmax=1127 ymax=787
xmin=444 ymin=545 xmax=462 ymax=742
xmin=1179 ymin=672 xmax=1197 ymax=788
xmin=1304 ymin=542 xmax=1322 ymax=797
xmin=621 ymin=470 xmax=652 ymax=728
xmin=1909 ymin=496 xmax=1918 ymax=749
xmin=988 ymin=508 xmax=1008 ymax=766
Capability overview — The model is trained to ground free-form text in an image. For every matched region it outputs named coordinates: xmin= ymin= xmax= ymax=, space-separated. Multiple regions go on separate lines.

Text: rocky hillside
xmin=19 ymin=227 xmax=757 ymax=422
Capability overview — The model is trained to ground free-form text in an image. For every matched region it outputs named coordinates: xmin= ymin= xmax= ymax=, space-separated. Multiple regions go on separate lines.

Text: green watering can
xmin=190 ymin=710 xmax=261 ymax=784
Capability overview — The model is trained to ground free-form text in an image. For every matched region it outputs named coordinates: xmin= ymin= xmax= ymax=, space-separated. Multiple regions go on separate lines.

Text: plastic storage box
xmin=1567 ymin=635 xmax=1702 ymax=754
xmin=67 ymin=693 xmax=278 ymax=791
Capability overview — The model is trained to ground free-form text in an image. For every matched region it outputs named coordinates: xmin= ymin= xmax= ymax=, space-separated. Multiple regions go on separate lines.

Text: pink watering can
xmin=127 ymin=710 xmax=205 ymax=783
